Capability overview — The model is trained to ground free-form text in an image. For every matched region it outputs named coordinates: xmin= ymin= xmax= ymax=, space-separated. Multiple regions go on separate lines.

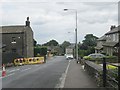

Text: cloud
xmin=1 ymin=1 xmax=118 ymax=44
xmin=2 ymin=0 xmax=120 ymax=2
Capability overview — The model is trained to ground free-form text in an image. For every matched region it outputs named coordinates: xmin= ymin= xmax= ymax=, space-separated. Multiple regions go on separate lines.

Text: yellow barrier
xmin=14 ymin=58 xmax=24 ymax=66
xmin=14 ymin=57 xmax=44 ymax=66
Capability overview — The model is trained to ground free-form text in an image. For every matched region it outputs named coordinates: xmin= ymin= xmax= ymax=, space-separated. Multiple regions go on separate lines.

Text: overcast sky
xmin=0 ymin=0 xmax=119 ymax=44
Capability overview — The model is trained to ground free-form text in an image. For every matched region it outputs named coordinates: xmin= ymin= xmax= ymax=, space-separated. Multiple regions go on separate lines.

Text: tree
xmin=61 ymin=41 xmax=71 ymax=47
xmin=33 ymin=39 xmax=37 ymax=47
xmin=79 ymin=34 xmax=98 ymax=57
xmin=43 ymin=39 xmax=59 ymax=46
xmin=60 ymin=41 xmax=71 ymax=54
xmin=34 ymin=46 xmax=47 ymax=57
xmin=82 ymin=34 xmax=98 ymax=47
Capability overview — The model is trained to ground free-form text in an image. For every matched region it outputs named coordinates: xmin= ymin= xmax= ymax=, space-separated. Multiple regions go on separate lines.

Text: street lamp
xmin=64 ymin=9 xmax=78 ymax=61
xmin=118 ymin=25 xmax=120 ymax=90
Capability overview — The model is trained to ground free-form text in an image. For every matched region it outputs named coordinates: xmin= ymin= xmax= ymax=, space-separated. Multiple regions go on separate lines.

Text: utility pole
xmin=64 ymin=9 xmax=78 ymax=61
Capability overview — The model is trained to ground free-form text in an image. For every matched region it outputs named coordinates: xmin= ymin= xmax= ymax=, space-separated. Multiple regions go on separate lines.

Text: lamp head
xmin=64 ymin=9 xmax=68 ymax=11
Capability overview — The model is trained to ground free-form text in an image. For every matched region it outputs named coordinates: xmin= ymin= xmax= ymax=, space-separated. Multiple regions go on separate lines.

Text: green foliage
xmin=105 ymin=56 xmax=118 ymax=63
xmin=61 ymin=41 xmax=71 ymax=47
xmin=79 ymin=47 xmax=95 ymax=58
xmin=34 ymin=46 xmax=47 ymax=57
xmin=82 ymin=34 xmax=98 ymax=47
xmin=40 ymin=47 xmax=47 ymax=56
xmin=43 ymin=39 xmax=59 ymax=46
xmin=78 ymin=50 xmax=88 ymax=57
xmin=60 ymin=41 xmax=71 ymax=54
xmin=84 ymin=55 xmax=118 ymax=64
xmin=34 ymin=47 xmax=40 ymax=56
xmin=79 ymin=34 xmax=98 ymax=57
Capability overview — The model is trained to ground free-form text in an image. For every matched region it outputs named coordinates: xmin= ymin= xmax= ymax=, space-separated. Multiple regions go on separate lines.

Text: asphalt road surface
xmin=2 ymin=56 xmax=69 ymax=88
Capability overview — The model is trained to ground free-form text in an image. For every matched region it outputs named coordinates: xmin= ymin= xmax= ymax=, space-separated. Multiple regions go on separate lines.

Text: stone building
xmin=95 ymin=25 xmax=119 ymax=56
xmin=95 ymin=35 xmax=106 ymax=53
xmin=103 ymin=25 xmax=119 ymax=56
xmin=0 ymin=17 xmax=34 ymax=64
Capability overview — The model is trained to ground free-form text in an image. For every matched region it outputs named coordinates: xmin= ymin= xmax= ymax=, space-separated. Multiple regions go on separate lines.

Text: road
xmin=2 ymin=56 xmax=69 ymax=88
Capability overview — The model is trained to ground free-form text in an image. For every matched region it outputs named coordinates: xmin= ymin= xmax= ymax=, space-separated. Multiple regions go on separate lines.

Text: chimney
xmin=25 ymin=17 xmax=30 ymax=27
xmin=110 ymin=25 xmax=116 ymax=30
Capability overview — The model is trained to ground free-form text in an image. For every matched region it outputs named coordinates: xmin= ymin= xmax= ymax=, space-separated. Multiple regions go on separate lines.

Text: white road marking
xmin=9 ymin=69 xmax=20 ymax=73
xmin=5 ymin=73 xmax=15 ymax=77
xmin=35 ymin=65 xmax=39 ymax=67
xmin=55 ymin=60 xmax=71 ymax=88
xmin=21 ymin=68 xmax=31 ymax=72
xmin=0 ymin=73 xmax=15 ymax=79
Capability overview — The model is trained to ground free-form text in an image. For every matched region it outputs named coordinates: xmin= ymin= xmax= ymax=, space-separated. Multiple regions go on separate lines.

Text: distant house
xmin=103 ymin=25 xmax=119 ymax=56
xmin=0 ymin=17 xmax=34 ymax=64
xmin=95 ymin=35 xmax=106 ymax=53
xmin=47 ymin=45 xmax=62 ymax=55
xmin=95 ymin=25 xmax=119 ymax=56
xmin=66 ymin=44 xmax=75 ymax=56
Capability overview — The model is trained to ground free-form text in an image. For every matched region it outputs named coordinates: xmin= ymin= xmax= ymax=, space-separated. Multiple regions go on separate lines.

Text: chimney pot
xmin=25 ymin=17 xmax=30 ymax=27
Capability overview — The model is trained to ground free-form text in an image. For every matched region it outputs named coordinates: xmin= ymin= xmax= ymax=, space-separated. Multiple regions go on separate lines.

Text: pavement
xmin=64 ymin=60 xmax=97 ymax=88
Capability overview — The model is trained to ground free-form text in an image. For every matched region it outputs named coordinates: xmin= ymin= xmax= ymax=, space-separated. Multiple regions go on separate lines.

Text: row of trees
xmin=34 ymin=39 xmax=71 ymax=56
xmin=34 ymin=34 xmax=99 ymax=57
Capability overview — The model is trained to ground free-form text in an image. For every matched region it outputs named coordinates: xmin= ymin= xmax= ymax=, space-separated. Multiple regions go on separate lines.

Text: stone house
xmin=95 ymin=35 xmax=106 ymax=53
xmin=0 ymin=17 xmax=34 ymax=64
xmin=103 ymin=26 xmax=119 ymax=56
xmin=95 ymin=25 xmax=119 ymax=56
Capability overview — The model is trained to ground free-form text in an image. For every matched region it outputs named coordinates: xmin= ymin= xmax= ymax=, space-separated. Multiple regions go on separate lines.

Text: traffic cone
xmin=2 ymin=64 xmax=6 ymax=77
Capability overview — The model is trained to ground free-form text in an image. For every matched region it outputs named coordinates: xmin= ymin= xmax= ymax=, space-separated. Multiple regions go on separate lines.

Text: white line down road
xmin=55 ymin=60 xmax=71 ymax=88
xmin=21 ymin=68 xmax=31 ymax=72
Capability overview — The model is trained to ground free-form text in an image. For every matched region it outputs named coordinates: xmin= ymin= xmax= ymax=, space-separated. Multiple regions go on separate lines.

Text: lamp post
xmin=118 ymin=25 xmax=120 ymax=90
xmin=64 ymin=9 xmax=78 ymax=61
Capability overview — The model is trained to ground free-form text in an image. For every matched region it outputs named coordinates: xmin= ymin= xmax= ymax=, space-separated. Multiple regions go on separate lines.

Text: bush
xmin=34 ymin=47 xmax=47 ymax=57
xmin=84 ymin=56 xmax=118 ymax=64
xmin=105 ymin=56 xmax=118 ymax=63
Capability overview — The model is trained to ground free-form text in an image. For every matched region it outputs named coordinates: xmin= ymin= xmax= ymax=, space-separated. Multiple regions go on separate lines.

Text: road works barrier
xmin=14 ymin=57 xmax=44 ymax=66
xmin=27 ymin=57 xmax=44 ymax=64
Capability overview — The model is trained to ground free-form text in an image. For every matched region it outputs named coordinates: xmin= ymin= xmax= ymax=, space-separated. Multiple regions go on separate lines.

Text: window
xmin=11 ymin=37 xmax=16 ymax=44
xmin=12 ymin=37 xmax=16 ymax=42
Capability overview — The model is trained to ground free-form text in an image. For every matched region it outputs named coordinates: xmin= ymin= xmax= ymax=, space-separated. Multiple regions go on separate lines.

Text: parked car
xmin=83 ymin=53 xmax=105 ymax=60
xmin=66 ymin=54 xmax=74 ymax=60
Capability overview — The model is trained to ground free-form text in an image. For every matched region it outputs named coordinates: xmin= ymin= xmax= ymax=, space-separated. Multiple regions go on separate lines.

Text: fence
xmin=83 ymin=60 xmax=103 ymax=86
xmin=83 ymin=58 xmax=119 ymax=89
xmin=102 ymin=58 xmax=120 ymax=90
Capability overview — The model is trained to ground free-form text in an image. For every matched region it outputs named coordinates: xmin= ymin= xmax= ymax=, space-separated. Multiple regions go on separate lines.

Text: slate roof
xmin=95 ymin=46 xmax=103 ymax=50
xmin=105 ymin=26 xmax=119 ymax=35
xmin=0 ymin=25 xmax=31 ymax=33
xmin=102 ymin=42 xmax=118 ymax=47
xmin=97 ymin=35 xmax=106 ymax=41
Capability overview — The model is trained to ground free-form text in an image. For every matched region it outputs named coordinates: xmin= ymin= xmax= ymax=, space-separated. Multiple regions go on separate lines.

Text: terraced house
xmin=0 ymin=17 xmax=34 ymax=64
xmin=95 ymin=25 xmax=119 ymax=56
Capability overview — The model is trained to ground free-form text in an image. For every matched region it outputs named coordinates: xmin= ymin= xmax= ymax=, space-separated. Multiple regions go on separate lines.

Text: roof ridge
xmin=1 ymin=25 xmax=25 ymax=27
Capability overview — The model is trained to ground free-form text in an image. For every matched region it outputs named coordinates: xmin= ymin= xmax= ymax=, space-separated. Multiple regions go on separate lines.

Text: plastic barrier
xmin=14 ymin=58 xmax=24 ymax=66
xmin=27 ymin=57 xmax=44 ymax=64
xmin=14 ymin=57 xmax=44 ymax=65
